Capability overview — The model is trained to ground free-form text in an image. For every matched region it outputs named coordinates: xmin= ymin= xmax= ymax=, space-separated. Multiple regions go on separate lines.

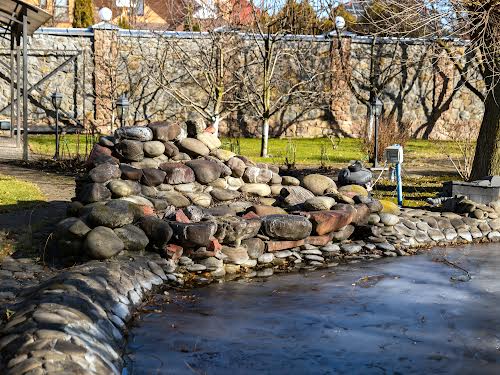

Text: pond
xmin=125 ymin=243 xmax=500 ymax=374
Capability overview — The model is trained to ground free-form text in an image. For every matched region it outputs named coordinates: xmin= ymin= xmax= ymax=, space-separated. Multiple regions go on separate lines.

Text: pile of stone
xmin=50 ymin=121 xmax=500 ymax=280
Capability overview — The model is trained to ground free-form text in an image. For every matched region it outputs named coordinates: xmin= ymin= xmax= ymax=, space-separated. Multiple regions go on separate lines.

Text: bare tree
xmin=348 ymin=0 xmax=499 ymax=179
xmin=236 ymin=0 xmax=331 ymax=157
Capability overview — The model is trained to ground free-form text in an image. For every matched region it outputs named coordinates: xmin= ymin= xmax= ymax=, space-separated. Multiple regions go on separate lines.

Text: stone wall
xmin=0 ymin=27 xmax=485 ymax=139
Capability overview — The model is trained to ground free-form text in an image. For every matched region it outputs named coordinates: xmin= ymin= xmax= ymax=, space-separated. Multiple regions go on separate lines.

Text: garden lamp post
xmin=371 ymin=96 xmax=383 ymax=168
xmin=51 ymin=91 xmax=63 ymax=160
xmin=116 ymin=95 xmax=129 ymax=128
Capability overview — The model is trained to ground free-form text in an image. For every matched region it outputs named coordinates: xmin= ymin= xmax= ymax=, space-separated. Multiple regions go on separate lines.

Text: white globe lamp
xmin=99 ymin=7 xmax=113 ymax=22
xmin=335 ymin=16 xmax=346 ymax=31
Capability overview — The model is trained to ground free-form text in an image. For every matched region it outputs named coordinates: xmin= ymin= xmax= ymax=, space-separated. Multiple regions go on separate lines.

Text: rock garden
xmin=1 ymin=120 xmax=500 ymax=374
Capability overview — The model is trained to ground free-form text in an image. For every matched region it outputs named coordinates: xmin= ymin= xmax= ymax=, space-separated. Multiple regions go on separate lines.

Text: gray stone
xmin=143 ymin=141 xmax=165 ymax=157
xmin=138 ymin=216 xmax=173 ymax=249
xmin=76 ymin=183 xmax=111 ymax=204
xmin=279 ymin=186 xmax=315 ymax=206
xmin=457 ymin=228 xmax=473 ymax=242
xmin=120 ymin=164 xmax=143 ymax=180
xmin=114 ymin=224 xmax=149 ymax=251
xmin=89 ymin=163 xmax=121 ymax=183
xmin=170 ymin=221 xmax=217 ymax=247
xmin=226 ymin=157 xmax=246 ymax=178
xmin=196 ymin=132 xmax=221 ymax=150
xmin=185 ymin=192 xmax=212 ymax=207
xmin=258 ymin=253 xmax=274 ymax=264
xmin=282 ymin=176 xmax=300 ymax=186
xmin=320 ymin=244 xmax=341 ymax=252
xmin=186 ymin=159 xmax=221 ymax=184
xmin=274 ymin=250 xmax=293 ymax=258
xmin=261 ymin=215 xmax=312 ymax=240
xmin=141 ymin=168 xmax=167 ymax=187
xmin=302 ymin=174 xmax=336 ymax=195
xmin=149 ymin=122 xmax=182 ymax=141
xmin=379 ymin=213 xmax=399 ymax=226
xmin=107 ymin=180 xmax=141 ymax=197
xmin=160 ymin=162 xmax=196 ymax=185
xmin=221 ymin=246 xmax=249 ymax=265
xmin=341 ymin=243 xmax=362 ymax=254
xmin=84 ymin=226 xmax=124 ymax=259
xmin=163 ymin=141 xmax=179 ymax=157
xmin=210 ymin=188 xmax=240 ymax=201
xmin=242 ymin=238 xmax=266 ymax=259
xmin=88 ymin=200 xmax=135 ymax=228
xmin=115 ymin=126 xmax=153 ymax=141
xmin=199 ymin=257 xmax=223 ymax=271
xmin=116 ymin=139 xmax=144 ymax=161
xmin=240 ymin=183 xmax=272 ymax=197
xmin=303 ymin=196 xmax=336 ymax=211
xmin=179 ymin=138 xmax=210 ymax=157
xmin=187 ymin=264 xmax=207 ymax=272
xmin=215 ymin=217 xmax=262 ymax=244
xmin=158 ymin=191 xmax=191 ymax=208
xmin=243 ymin=167 xmax=273 ymax=184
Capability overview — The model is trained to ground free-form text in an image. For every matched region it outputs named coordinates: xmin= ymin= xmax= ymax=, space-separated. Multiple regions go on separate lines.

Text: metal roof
xmin=0 ymin=0 xmax=51 ymax=36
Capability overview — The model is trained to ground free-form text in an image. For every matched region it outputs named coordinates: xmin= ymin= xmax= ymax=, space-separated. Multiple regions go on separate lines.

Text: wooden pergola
xmin=0 ymin=0 xmax=51 ymax=160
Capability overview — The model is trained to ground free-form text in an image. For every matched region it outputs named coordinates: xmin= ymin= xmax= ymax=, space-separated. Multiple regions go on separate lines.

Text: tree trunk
xmin=260 ymin=118 xmax=270 ymax=157
xmin=213 ymin=114 xmax=220 ymax=138
xmin=470 ymin=81 xmax=500 ymax=180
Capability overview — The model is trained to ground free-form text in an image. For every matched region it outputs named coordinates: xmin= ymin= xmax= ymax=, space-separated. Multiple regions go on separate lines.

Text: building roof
xmin=0 ymin=0 xmax=52 ymax=37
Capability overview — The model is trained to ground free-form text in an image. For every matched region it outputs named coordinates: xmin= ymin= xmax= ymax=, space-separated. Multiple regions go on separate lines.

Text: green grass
xmin=28 ymin=134 xmax=463 ymax=168
xmin=0 ymin=174 xmax=45 ymax=210
xmin=372 ymin=175 xmax=455 ymax=208
xmin=29 ymin=134 xmax=98 ymax=158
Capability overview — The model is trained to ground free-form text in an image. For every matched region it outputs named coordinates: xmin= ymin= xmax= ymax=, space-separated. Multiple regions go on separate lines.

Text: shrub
xmin=72 ymin=0 xmax=94 ymax=28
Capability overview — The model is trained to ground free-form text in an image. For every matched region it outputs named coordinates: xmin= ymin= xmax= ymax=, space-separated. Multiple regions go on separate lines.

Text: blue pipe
xmin=396 ymin=162 xmax=403 ymax=206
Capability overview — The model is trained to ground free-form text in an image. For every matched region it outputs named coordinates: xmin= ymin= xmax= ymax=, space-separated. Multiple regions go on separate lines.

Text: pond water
xmin=125 ymin=244 xmax=500 ymax=375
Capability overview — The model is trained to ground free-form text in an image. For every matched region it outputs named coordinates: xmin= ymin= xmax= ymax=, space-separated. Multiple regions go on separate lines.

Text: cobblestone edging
xmin=1 ymin=208 xmax=499 ymax=374
xmin=0 ymin=254 xmax=176 ymax=374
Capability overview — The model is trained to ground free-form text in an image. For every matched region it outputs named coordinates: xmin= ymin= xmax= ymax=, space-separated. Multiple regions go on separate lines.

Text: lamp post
xmin=371 ymin=96 xmax=383 ymax=168
xmin=116 ymin=95 xmax=129 ymax=128
xmin=51 ymin=91 xmax=62 ymax=160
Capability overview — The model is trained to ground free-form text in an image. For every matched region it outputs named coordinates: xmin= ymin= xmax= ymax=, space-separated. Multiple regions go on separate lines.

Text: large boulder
xmin=88 ymin=200 xmax=135 ymax=228
xmin=116 ymin=139 xmax=144 ymax=162
xmin=87 ymin=144 xmax=115 ymax=168
xmin=143 ymin=141 xmax=165 ymax=157
xmin=76 ymin=183 xmax=111 ymax=204
xmin=306 ymin=210 xmax=353 ymax=236
xmin=120 ymin=164 xmax=143 ymax=180
xmin=107 ymin=180 xmax=141 ymax=197
xmin=89 ymin=163 xmax=121 ymax=183
xmin=84 ymin=226 xmax=124 ymax=259
xmin=115 ymin=126 xmax=153 ymax=141
xmin=148 ymin=121 xmax=182 ymax=141
xmin=261 ymin=215 xmax=312 ymax=240
xmin=170 ymin=221 xmax=217 ymax=247
xmin=186 ymin=159 xmax=221 ymax=184
xmin=53 ymin=217 xmax=90 ymax=257
xmin=159 ymin=162 xmax=196 ymax=184
xmin=178 ymin=138 xmax=210 ymax=157
xmin=138 ymin=216 xmax=173 ymax=249
xmin=141 ymin=168 xmax=167 ymax=187
xmin=302 ymin=174 xmax=337 ymax=195
xmin=114 ymin=224 xmax=149 ymax=251
xmin=279 ymin=186 xmax=315 ymax=206
xmin=204 ymin=156 xmax=232 ymax=177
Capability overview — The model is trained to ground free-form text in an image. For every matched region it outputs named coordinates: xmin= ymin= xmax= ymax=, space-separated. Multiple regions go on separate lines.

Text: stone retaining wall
xmin=0 ymin=28 xmax=484 ymax=139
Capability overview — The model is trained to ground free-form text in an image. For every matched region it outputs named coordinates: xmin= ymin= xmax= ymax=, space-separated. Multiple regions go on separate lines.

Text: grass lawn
xmin=0 ymin=174 xmax=45 ymax=211
xmin=29 ymin=134 xmax=462 ymax=168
